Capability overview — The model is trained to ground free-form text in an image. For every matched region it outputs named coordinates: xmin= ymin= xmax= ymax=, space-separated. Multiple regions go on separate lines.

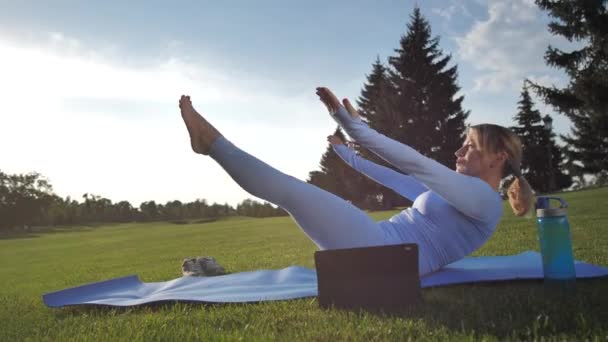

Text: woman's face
xmin=454 ymin=130 xmax=485 ymax=177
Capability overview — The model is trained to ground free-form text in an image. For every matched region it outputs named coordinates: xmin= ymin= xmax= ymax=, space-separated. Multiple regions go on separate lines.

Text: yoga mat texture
xmin=43 ymin=251 xmax=608 ymax=308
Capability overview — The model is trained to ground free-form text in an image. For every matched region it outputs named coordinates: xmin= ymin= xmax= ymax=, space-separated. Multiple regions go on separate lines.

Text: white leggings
xmin=209 ymin=136 xmax=395 ymax=250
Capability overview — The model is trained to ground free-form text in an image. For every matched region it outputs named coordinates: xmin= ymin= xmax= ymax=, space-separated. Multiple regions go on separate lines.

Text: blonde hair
xmin=470 ymin=124 xmax=534 ymax=216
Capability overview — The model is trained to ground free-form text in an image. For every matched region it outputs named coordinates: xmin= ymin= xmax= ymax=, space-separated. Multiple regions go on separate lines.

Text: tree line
xmin=0 ymin=170 xmax=286 ymax=232
xmin=308 ymin=2 xmax=607 ymax=209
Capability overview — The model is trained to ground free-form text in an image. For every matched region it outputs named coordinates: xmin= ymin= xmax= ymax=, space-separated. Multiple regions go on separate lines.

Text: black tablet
xmin=314 ymin=244 xmax=421 ymax=310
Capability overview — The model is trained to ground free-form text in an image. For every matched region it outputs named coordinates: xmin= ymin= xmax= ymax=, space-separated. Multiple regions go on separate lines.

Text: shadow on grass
xmin=49 ymin=278 xmax=608 ymax=338
xmin=0 ymin=223 xmax=121 ymax=240
xmin=168 ymin=217 xmax=218 ymax=225
xmin=1 ymin=217 xmax=226 ymax=240
xmin=52 ymin=300 xmax=227 ymax=320
xmin=356 ymin=278 xmax=608 ymax=338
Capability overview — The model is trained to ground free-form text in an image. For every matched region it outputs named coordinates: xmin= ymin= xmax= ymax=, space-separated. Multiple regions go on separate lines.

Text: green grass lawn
xmin=1 ymin=187 xmax=607 ymax=341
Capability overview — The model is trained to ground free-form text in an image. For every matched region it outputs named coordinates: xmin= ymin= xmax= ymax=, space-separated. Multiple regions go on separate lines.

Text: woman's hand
xmin=316 ymin=87 xmax=341 ymax=113
xmin=316 ymin=87 xmax=362 ymax=120
xmin=328 ymin=135 xmax=358 ymax=149
xmin=327 ymin=135 xmax=344 ymax=145
xmin=342 ymin=98 xmax=361 ymax=120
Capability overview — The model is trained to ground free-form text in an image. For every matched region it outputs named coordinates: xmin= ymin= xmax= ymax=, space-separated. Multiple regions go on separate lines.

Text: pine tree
xmin=511 ymin=86 xmax=572 ymax=193
xmin=356 ymin=57 xmax=410 ymax=209
xmin=308 ymin=8 xmax=468 ymax=210
xmin=386 ymin=7 xmax=469 ymax=167
xmin=358 ymin=57 xmax=400 ymax=130
xmin=530 ymin=0 xmax=608 ymax=176
xmin=353 ymin=7 xmax=469 ymax=208
xmin=511 ymin=87 xmax=546 ymax=190
xmin=543 ymin=115 xmax=574 ymax=192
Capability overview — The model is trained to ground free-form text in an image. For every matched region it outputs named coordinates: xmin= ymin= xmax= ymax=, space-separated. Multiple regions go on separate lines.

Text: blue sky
xmin=0 ymin=0 xmax=577 ymax=207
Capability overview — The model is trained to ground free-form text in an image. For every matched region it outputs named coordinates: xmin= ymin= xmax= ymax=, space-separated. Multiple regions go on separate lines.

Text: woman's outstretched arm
xmin=329 ymin=137 xmax=428 ymax=201
xmin=316 ymin=87 xmax=501 ymax=223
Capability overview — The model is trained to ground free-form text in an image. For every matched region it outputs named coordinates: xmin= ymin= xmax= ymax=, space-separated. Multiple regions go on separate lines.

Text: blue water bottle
xmin=535 ymin=196 xmax=576 ymax=281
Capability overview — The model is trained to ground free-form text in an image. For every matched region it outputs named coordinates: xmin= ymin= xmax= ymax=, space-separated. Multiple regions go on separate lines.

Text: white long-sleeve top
xmin=331 ymin=106 xmax=503 ymax=275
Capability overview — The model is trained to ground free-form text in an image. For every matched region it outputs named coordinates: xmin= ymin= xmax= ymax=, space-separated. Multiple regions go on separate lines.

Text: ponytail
xmin=507 ymin=175 xmax=534 ymax=216
xmin=471 ymin=124 xmax=535 ymax=217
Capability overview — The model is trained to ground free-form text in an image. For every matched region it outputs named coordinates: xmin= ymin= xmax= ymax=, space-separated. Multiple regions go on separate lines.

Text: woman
xmin=178 ymin=87 xmax=533 ymax=275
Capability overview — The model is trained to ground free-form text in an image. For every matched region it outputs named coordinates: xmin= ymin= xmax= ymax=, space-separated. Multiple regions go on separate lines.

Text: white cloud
xmin=0 ymin=32 xmax=335 ymax=207
xmin=432 ymin=1 xmax=472 ymax=21
xmin=455 ymin=0 xmax=572 ymax=93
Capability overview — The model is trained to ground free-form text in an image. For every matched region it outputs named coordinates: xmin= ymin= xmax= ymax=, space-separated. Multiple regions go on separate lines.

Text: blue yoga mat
xmin=43 ymin=251 xmax=608 ymax=308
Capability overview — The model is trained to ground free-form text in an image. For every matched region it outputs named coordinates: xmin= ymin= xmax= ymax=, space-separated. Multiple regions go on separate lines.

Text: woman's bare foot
xmin=179 ymin=95 xmax=222 ymax=155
